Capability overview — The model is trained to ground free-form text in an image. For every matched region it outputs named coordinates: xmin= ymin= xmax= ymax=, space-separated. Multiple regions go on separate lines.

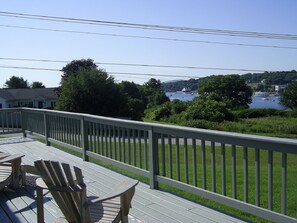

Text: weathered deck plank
xmin=0 ymin=137 xmax=248 ymax=223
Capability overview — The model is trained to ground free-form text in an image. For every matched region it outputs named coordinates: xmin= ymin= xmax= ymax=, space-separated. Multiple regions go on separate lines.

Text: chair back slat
xmin=74 ymin=166 xmax=84 ymax=184
xmin=61 ymin=163 xmax=75 ymax=185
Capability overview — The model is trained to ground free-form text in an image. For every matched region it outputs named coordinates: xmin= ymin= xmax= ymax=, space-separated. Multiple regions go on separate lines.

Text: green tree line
xmin=162 ymin=70 xmax=297 ymax=92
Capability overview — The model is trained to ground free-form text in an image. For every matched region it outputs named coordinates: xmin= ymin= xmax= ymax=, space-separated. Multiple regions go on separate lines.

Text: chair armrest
xmin=87 ymin=179 xmax=138 ymax=206
xmin=0 ymin=154 xmax=24 ymax=164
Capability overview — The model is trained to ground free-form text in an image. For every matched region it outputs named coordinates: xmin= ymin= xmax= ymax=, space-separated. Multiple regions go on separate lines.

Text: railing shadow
xmin=0 ymin=175 xmax=52 ymax=223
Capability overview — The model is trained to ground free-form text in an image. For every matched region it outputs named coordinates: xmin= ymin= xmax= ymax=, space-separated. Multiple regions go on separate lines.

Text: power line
xmin=0 ymin=65 xmax=60 ymax=72
xmin=0 ymin=65 xmax=201 ymax=78
xmin=1 ymin=11 xmax=297 ymax=40
xmin=0 ymin=65 xmax=273 ymax=80
xmin=2 ymin=24 xmax=297 ymax=50
xmin=0 ymin=57 xmax=270 ymax=72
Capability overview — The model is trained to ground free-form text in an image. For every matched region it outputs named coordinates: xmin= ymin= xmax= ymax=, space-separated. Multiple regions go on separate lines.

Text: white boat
xmin=181 ymin=87 xmax=191 ymax=92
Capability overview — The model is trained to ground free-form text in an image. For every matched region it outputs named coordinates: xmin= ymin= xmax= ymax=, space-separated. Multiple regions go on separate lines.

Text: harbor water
xmin=166 ymin=92 xmax=286 ymax=110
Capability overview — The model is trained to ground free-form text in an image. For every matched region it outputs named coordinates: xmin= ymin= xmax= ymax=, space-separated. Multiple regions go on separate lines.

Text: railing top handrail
xmin=8 ymin=108 xmax=297 ymax=153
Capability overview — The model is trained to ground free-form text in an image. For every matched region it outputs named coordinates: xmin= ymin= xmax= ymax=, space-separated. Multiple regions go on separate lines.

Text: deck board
xmin=0 ymin=136 xmax=249 ymax=223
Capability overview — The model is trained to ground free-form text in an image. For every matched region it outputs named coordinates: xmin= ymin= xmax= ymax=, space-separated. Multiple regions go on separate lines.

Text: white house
xmin=0 ymin=88 xmax=58 ymax=109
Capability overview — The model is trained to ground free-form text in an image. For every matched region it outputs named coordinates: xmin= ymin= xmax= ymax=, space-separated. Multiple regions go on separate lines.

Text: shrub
xmin=235 ymin=108 xmax=287 ymax=119
xmin=185 ymin=97 xmax=235 ymax=122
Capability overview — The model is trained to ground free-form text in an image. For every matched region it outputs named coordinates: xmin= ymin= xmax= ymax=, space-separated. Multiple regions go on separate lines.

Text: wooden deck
xmin=0 ymin=136 xmax=249 ymax=223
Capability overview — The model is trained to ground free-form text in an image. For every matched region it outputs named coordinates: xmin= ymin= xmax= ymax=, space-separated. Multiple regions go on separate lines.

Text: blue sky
xmin=1 ymin=0 xmax=297 ymax=87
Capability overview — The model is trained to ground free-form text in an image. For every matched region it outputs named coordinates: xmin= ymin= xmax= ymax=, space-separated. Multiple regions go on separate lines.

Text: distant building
xmin=275 ymin=85 xmax=287 ymax=93
xmin=0 ymin=88 xmax=58 ymax=109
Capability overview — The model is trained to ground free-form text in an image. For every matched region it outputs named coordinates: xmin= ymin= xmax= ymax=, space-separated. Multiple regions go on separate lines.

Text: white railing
xmin=1 ymin=108 xmax=297 ymax=223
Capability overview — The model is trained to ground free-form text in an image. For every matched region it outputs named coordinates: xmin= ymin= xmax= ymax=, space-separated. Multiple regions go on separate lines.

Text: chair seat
xmin=0 ymin=153 xmax=24 ymax=190
xmin=90 ymin=198 xmax=121 ymax=223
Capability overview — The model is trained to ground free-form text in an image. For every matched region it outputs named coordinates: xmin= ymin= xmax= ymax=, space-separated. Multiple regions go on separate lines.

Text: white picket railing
xmin=1 ymin=108 xmax=297 ymax=222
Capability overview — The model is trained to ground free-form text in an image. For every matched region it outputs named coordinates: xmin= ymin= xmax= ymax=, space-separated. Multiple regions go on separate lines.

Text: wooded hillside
xmin=162 ymin=70 xmax=297 ymax=92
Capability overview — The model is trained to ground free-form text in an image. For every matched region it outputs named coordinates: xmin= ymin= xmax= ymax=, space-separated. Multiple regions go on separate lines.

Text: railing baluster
xmin=268 ymin=150 xmax=273 ymax=210
xmin=77 ymin=119 xmax=81 ymax=148
xmin=184 ymin=138 xmax=189 ymax=184
xmin=221 ymin=143 xmax=226 ymax=196
xmin=128 ymin=128 xmax=131 ymax=164
xmin=53 ymin=116 xmax=56 ymax=140
xmin=138 ymin=130 xmax=142 ymax=168
xmin=232 ymin=145 xmax=237 ymax=199
xmin=89 ymin=122 xmax=93 ymax=152
xmin=11 ymin=112 xmax=14 ymax=132
xmin=282 ymin=152 xmax=287 ymax=215
xmin=1 ymin=112 xmax=3 ymax=133
xmin=211 ymin=141 xmax=216 ymax=192
xmin=108 ymin=125 xmax=112 ymax=157
xmin=113 ymin=126 xmax=117 ymax=160
xmin=176 ymin=136 xmax=180 ymax=181
xmin=243 ymin=146 xmax=248 ymax=203
xmin=6 ymin=112 xmax=8 ymax=132
xmin=94 ymin=123 xmax=98 ymax=153
xmin=201 ymin=140 xmax=206 ymax=189
xmin=122 ymin=128 xmax=126 ymax=163
xmin=104 ymin=125 xmax=108 ymax=156
xmin=118 ymin=126 xmax=122 ymax=161
xmin=161 ymin=134 xmax=166 ymax=176
xmin=133 ymin=129 xmax=136 ymax=166
xmin=192 ymin=138 xmax=197 ymax=187
xmin=168 ymin=135 xmax=173 ymax=179
xmin=255 ymin=148 xmax=260 ymax=206
xmin=144 ymin=131 xmax=148 ymax=170
xmin=100 ymin=124 xmax=104 ymax=155
xmin=149 ymin=127 xmax=159 ymax=189
xmin=62 ymin=117 xmax=65 ymax=142
xmin=66 ymin=118 xmax=69 ymax=144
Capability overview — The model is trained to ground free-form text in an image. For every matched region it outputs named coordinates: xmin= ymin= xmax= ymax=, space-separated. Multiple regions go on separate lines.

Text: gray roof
xmin=0 ymin=88 xmax=58 ymax=101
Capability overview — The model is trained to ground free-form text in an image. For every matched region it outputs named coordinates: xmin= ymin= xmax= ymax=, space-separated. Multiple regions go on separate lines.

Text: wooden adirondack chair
xmin=34 ymin=160 xmax=139 ymax=223
xmin=0 ymin=152 xmax=24 ymax=190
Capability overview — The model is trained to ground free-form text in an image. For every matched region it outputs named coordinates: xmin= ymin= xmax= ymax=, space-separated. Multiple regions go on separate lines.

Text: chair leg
xmin=11 ymin=158 xmax=22 ymax=188
xmin=36 ymin=186 xmax=44 ymax=223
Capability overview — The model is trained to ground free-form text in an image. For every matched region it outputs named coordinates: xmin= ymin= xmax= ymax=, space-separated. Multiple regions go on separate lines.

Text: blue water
xmin=166 ymin=92 xmax=286 ymax=110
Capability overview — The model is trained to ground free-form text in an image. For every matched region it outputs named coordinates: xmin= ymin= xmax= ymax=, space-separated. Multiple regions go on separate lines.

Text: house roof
xmin=0 ymin=88 xmax=58 ymax=101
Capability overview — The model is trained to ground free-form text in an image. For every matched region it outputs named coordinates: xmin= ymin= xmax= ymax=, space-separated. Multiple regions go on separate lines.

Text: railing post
xmin=81 ymin=117 xmax=89 ymax=161
xmin=44 ymin=111 xmax=50 ymax=146
xmin=149 ymin=127 xmax=159 ymax=189
xmin=21 ymin=110 xmax=27 ymax=138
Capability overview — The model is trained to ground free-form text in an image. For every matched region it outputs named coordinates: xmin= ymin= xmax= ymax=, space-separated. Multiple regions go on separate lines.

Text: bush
xmin=170 ymin=99 xmax=188 ymax=115
xmin=235 ymin=108 xmax=287 ymax=119
xmin=185 ymin=97 xmax=235 ymax=122
xmin=145 ymin=103 xmax=171 ymax=121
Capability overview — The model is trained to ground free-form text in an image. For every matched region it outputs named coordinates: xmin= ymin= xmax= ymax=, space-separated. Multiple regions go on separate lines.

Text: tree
xmin=31 ymin=81 xmax=45 ymax=88
xmin=198 ymin=75 xmax=252 ymax=109
xmin=61 ymin=59 xmax=97 ymax=84
xmin=4 ymin=76 xmax=29 ymax=88
xmin=55 ymin=68 xmax=122 ymax=117
xmin=118 ymin=81 xmax=145 ymax=120
xmin=280 ymin=81 xmax=297 ymax=110
xmin=144 ymin=78 xmax=162 ymax=90
xmin=142 ymin=78 xmax=169 ymax=108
